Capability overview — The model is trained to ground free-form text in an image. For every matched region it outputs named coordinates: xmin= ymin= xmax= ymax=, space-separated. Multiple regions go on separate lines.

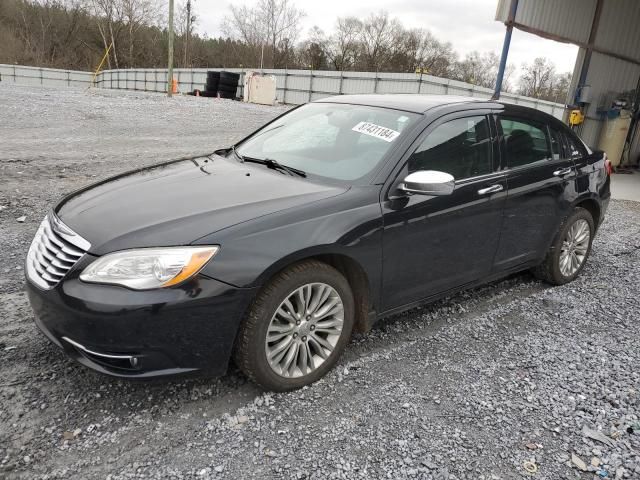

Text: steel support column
xmin=493 ymin=0 xmax=518 ymax=100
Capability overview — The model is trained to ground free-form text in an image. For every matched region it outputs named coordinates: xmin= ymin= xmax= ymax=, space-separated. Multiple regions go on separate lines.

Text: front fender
xmin=196 ymin=186 xmax=383 ymax=303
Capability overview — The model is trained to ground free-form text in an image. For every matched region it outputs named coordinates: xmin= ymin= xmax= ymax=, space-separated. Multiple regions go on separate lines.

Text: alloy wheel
xmin=559 ymin=218 xmax=590 ymax=277
xmin=265 ymin=282 xmax=344 ymax=378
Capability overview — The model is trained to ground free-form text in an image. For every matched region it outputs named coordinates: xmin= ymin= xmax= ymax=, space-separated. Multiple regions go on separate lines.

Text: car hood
xmin=56 ymin=155 xmax=347 ymax=255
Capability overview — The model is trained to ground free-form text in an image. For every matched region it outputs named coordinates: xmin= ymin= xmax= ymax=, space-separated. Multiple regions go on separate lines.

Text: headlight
xmin=79 ymin=246 xmax=219 ymax=290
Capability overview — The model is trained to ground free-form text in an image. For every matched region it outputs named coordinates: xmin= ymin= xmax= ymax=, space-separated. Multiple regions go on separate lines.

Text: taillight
xmin=604 ymin=153 xmax=612 ymax=176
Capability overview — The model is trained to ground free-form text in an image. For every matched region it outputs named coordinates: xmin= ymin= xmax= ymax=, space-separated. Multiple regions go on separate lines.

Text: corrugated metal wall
xmin=594 ymin=0 xmax=640 ymax=62
xmin=0 ymin=63 xmax=567 ymax=120
xmin=496 ymin=0 xmax=640 ymax=162
xmin=575 ymin=52 xmax=640 ymax=149
xmin=0 ymin=64 xmax=92 ymax=87
xmin=91 ymin=67 xmax=566 ymax=119
xmin=496 ymin=0 xmax=595 ymax=44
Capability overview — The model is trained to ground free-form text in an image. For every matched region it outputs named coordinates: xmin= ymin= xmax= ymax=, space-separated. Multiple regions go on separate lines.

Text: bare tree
xmin=222 ymin=0 xmax=305 ymax=68
xmin=87 ymin=0 xmax=125 ymax=68
xmin=297 ymin=26 xmax=328 ymax=69
xmin=297 ymin=27 xmax=328 ymax=69
xmin=386 ymin=28 xmax=456 ymax=76
xmin=358 ymin=11 xmax=400 ymax=71
xmin=173 ymin=0 xmax=197 ymax=67
xmin=120 ymin=0 xmax=159 ymax=67
xmin=326 ymin=17 xmax=362 ymax=71
xmin=418 ymin=34 xmax=456 ymax=77
xmin=453 ymin=51 xmax=497 ymax=88
xmin=548 ymin=71 xmax=572 ymax=103
xmin=519 ymin=57 xmax=556 ymax=98
xmin=501 ymin=63 xmax=516 ymax=92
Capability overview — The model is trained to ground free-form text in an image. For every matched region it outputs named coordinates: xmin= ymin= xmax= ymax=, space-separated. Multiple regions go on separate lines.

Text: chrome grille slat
xmin=45 ymin=264 xmax=66 ymax=276
xmin=36 ymin=244 xmax=55 ymax=262
xmin=51 ymin=258 xmax=74 ymax=269
xmin=41 ymin=237 xmax=78 ymax=262
xmin=43 ymin=224 xmax=84 ymax=257
xmin=41 ymin=235 xmax=62 ymax=255
xmin=33 ymin=259 xmax=45 ymax=274
xmin=26 ymin=215 xmax=91 ymax=290
xmin=42 ymin=272 xmax=60 ymax=283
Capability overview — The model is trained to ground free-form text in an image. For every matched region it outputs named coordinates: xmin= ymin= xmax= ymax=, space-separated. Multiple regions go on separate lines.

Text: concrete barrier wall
xmin=0 ymin=64 xmax=93 ymax=88
xmin=1 ymin=64 xmax=566 ymax=119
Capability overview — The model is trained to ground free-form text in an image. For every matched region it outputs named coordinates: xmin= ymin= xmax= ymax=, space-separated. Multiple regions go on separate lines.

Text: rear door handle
xmin=553 ymin=167 xmax=573 ymax=176
xmin=477 ymin=184 xmax=504 ymax=195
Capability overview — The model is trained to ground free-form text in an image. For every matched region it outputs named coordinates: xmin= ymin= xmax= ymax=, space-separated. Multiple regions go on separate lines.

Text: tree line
xmin=0 ymin=0 xmax=572 ymax=101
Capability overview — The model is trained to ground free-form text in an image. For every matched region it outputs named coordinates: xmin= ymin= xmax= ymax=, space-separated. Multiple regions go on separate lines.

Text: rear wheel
xmin=532 ymin=207 xmax=594 ymax=285
xmin=234 ymin=260 xmax=354 ymax=391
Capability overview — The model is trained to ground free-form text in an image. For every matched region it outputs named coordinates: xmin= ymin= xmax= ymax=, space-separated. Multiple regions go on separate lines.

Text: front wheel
xmin=234 ymin=260 xmax=354 ymax=391
xmin=532 ymin=207 xmax=595 ymax=285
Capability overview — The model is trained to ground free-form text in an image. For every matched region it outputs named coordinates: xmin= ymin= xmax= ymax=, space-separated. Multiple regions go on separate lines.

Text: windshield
xmin=236 ymin=103 xmax=420 ymax=181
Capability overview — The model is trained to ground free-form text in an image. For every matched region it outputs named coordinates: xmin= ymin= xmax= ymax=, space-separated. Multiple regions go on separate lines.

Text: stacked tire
xmin=218 ymin=71 xmax=240 ymax=99
xmin=205 ymin=71 xmax=219 ymax=93
xmin=196 ymin=71 xmax=219 ymax=97
xmin=195 ymin=71 xmax=239 ymax=99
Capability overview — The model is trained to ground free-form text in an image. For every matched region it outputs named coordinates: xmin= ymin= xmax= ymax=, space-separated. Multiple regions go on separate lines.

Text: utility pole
xmin=167 ymin=0 xmax=175 ymax=97
xmin=185 ymin=0 xmax=192 ymax=68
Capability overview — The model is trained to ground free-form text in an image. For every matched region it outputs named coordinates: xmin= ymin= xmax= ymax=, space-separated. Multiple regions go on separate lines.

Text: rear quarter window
xmin=564 ymin=132 xmax=587 ymax=159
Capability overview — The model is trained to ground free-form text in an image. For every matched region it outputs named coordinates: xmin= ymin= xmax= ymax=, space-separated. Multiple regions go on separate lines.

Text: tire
xmin=218 ymin=90 xmax=235 ymax=99
xmin=206 ymin=71 xmax=220 ymax=81
xmin=205 ymin=80 xmax=219 ymax=92
xmin=532 ymin=207 xmax=595 ymax=285
xmin=220 ymin=71 xmax=239 ymax=83
xmin=218 ymin=80 xmax=238 ymax=89
xmin=234 ymin=260 xmax=355 ymax=391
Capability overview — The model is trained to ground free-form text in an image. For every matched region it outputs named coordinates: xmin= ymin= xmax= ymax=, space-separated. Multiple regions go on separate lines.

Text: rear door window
xmin=499 ymin=117 xmax=551 ymax=168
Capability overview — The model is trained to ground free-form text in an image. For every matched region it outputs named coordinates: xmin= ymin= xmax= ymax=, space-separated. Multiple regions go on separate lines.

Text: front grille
xmin=26 ymin=214 xmax=91 ymax=289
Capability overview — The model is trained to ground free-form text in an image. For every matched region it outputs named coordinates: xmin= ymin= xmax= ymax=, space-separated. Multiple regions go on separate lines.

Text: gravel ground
xmin=1 ymin=83 xmax=639 ymax=480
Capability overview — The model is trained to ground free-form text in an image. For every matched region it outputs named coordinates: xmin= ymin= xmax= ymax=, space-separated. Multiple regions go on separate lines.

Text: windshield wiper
xmin=243 ymin=156 xmax=307 ymax=178
xmin=229 ymin=145 xmax=306 ymax=177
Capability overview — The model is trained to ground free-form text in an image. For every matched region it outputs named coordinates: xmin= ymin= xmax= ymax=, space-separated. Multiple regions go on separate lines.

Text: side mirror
xmin=399 ymin=170 xmax=455 ymax=196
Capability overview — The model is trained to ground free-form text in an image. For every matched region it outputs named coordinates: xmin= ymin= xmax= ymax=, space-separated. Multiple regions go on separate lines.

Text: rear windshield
xmin=237 ymin=103 xmax=420 ymax=181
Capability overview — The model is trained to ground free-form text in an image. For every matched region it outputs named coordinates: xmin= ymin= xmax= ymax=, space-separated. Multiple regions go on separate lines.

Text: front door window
xmin=408 ymin=116 xmax=492 ymax=180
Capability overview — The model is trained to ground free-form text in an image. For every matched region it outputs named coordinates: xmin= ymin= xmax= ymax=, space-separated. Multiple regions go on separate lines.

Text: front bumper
xmin=26 ymin=268 xmax=257 ymax=379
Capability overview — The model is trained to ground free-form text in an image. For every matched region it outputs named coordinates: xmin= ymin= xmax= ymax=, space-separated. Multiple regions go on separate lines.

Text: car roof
xmin=315 ymin=94 xmax=491 ymax=113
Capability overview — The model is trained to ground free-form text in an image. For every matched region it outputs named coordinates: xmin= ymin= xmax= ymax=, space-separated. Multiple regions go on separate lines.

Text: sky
xmin=193 ymin=0 xmax=579 ymax=76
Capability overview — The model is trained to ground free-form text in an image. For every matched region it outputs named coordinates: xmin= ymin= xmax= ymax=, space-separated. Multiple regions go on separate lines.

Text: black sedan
xmin=25 ymin=94 xmax=611 ymax=391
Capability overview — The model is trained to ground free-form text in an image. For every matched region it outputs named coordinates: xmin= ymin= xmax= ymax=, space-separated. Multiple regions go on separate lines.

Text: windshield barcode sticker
xmin=352 ymin=122 xmax=400 ymax=142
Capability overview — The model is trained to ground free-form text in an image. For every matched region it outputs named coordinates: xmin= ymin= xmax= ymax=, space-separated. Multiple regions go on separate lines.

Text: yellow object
xmin=569 ymin=109 xmax=584 ymax=126
xmin=598 ymin=110 xmax=632 ymax=167
xmin=90 ymin=42 xmax=113 ymax=87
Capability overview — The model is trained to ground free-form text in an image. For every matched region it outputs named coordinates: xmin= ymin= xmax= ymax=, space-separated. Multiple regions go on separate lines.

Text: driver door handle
xmin=477 ymin=184 xmax=504 ymax=196
xmin=553 ymin=167 xmax=573 ymax=176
